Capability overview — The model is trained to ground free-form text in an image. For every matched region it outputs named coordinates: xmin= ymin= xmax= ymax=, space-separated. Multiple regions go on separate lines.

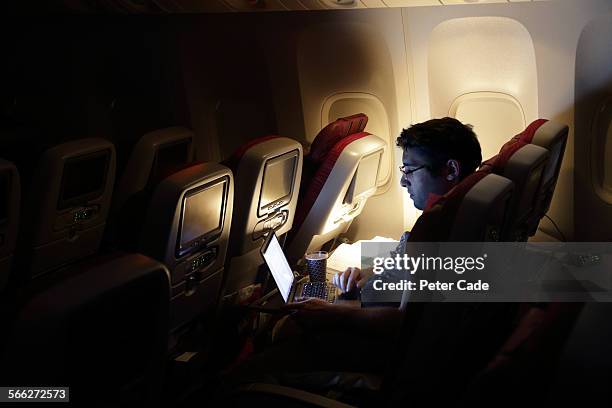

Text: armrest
xmin=237 ymin=383 xmax=356 ymax=408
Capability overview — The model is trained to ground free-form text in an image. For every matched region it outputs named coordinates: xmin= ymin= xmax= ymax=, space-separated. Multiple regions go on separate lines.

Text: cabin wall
xmin=172 ymin=14 xmax=279 ymax=162
xmin=575 ymin=12 xmax=612 ymax=241
xmin=255 ymin=9 xmax=412 ymax=241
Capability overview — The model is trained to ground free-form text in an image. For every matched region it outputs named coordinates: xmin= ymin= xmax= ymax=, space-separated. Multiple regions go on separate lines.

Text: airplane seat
xmin=463 ymin=302 xmax=583 ymax=406
xmin=0 ymin=252 xmax=170 ymax=406
xmin=113 ymin=126 xmax=195 ymax=215
xmin=448 ymin=173 xmax=514 ymax=242
xmin=107 ymin=127 xmax=195 ymax=248
xmin=10 ymin=138 xmax=116 ymax=285
xmin=220 ymin=135 xmax=303 ymax=299
xmin=0 ymin=160 xmax=20 ymax=293
xmin=409 ymin=170 xmax=513 ymax=243
xmin=137 ymin=163 xmax=234 ymax=331
xmin=286 ymin=113 xmax=385 ymax=262
xmin=515 ymin=119 xmax=569 ymax=237
xmin=480 ymin=135 xmax=549 ymax=242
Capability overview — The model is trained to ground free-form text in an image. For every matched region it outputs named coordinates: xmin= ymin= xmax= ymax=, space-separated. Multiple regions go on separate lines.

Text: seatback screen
xmin=59 ymin=151 xmax=110 ymax=209
xmin=261 ymin=233 xmax=294 ymax=303
xmin=353 ymin=151 xmax=381 ymax=197
xmin=180 ymin=180 xmax=226 ymax=249
xmin=259 ymin=153 xmax=297 ymax=214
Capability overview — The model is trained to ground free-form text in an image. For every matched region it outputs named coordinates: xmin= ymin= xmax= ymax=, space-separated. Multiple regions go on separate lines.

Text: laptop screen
xmin=261 ymin=233 xmax=294 ymax=302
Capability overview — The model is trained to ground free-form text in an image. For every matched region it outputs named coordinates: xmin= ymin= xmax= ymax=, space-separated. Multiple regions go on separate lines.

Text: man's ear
xmin=445 ymin=159 xmax=461 ymax=181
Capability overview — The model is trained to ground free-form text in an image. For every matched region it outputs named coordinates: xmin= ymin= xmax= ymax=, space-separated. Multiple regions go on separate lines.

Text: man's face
xmin=400 ymin=147 xmax=450 ymax=210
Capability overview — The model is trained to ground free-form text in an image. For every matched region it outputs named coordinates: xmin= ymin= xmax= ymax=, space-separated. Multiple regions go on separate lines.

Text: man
xmin=287 ymin=117 xmax=482 ymax=334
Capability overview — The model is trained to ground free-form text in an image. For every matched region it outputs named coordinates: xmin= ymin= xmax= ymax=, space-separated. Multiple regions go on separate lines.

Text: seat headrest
xmin=480 ymin=119 xmax=549 ymax=171
xmin=517 ymin=119 xmax=549 ymax=144
xmin=423 ymin=170 xmax=491 ymax=212
xmin=410 ymin=170 xmax=490 ymax=242
xmin=481 ymin=137 xmax=528 ymax=175
xmin=222 ymin=135 xmax=281 ymax=172
xmin=309 ymin=113 xmax=368 ymax=163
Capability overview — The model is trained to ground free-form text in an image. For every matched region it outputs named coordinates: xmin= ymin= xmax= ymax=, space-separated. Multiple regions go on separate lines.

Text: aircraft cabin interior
xmin=2 ymin=0 xmax=612 ymax=406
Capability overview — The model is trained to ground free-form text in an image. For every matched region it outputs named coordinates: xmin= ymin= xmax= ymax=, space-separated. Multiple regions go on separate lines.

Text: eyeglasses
xmin=399 ymin=164 xmax=428 ymax=176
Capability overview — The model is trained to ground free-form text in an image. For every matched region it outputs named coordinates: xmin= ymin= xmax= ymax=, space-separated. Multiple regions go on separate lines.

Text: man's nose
xmin=400 ymin=174 xmax=409 ymax=187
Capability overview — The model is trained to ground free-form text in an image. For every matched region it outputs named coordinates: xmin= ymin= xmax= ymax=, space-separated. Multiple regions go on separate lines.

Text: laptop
xmin=261 ymin=232 xmax=337 ymax=303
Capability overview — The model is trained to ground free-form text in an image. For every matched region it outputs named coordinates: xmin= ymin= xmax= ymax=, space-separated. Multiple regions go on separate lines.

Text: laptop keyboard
xmin=302 ymin=282 xmax=335 ymax=303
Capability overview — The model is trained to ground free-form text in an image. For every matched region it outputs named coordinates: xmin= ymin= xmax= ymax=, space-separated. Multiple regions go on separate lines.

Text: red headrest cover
xmin=517 ymin=119 xmax=548 ymax=144
xmin=309 ymin=113 xmax=368 ymax=163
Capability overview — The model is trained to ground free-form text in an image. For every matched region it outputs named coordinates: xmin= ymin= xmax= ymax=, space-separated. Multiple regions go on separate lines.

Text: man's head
xmin=396 ymin=117 xmax=481 ymax=210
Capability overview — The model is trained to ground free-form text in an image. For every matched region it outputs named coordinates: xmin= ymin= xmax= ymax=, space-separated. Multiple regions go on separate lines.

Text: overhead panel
xmin=441 ymin=0 xmax=507 ymax=4
xmin=382 ymin=0 xmax=441 ymax=6
xmin=222 ymin=0 xmax=290 ymax=11
xmin=315 ymin=0 xmax=367 ymax=8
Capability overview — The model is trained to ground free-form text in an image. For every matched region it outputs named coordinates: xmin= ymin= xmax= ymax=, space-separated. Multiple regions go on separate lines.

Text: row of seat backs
xmin=0 ymin=146 xmax=172 ymax=404
xmin=2 ymin=113 xmax=385 ymax=324
xmin=0 ymin=129 xmax=232 ymax=331
xmin=470 ymin=120 xmax=574 ymax=404
xmin=3 ymin=138 xmax=116 ymax=286
xmin=103 ymin=128 xmax=234 ymax=330
xmin=411 ymin=118 xmax=567 ymax=243
xmin=481 ymin=119 xmax=568 ymax=241
xmin=221 ymin=113 xmax=385 ymax=297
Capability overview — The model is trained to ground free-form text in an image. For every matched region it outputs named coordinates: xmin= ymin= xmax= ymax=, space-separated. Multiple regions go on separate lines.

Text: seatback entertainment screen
xmin=58 ymin=151 xmax=110 ymax=210
xmin=259 ymin=152 xmax=297 ymax=215
xmin=178 ymin=180 xmax=226 ymax=254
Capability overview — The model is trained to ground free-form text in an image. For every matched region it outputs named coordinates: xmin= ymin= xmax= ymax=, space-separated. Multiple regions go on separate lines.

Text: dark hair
xmin=396 ymin=117 xmax=481 ymax=180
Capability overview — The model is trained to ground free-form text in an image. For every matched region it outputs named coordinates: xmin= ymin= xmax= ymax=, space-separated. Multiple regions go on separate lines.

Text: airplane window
xmin=449 ymin=92 xmax=525 ymax=161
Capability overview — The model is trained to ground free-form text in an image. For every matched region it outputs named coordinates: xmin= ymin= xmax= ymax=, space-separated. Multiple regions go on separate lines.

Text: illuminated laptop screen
xmin=262 ymin=233 xmax=294 ymax=302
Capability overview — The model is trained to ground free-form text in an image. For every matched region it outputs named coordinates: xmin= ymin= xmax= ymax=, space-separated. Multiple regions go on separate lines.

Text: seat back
xmin=139 ymin=163 xmax=233 ymax=330
xmin=113 ymin=126 xmax=195 ymax=214
xmin=449 ymin=173 xmax=514 ymax=242
xmin=222 ymin=136 xmax=303 ymax=297
xmin=407 ymin=169 xmax=514 ymax=243
xmin=0 ymin=160 xmax=20 ymax=292
xmin=517 ymin=119 xmax=569 ymax=236
xmin=1 ymin=253 xmax=170 ymax=406
xmin=463 ymin=302 xmax=583 ymax=405
xmin=14 ymin=138 xmax=116 ymax=281
xmin=481 ymin=137 xmax=549 ymax=241
xmin=287 ymin=114 xmax=385 ymax=261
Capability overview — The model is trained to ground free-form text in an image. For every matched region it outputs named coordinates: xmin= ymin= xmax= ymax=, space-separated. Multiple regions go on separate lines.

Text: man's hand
xmin=282 ymin=298 xmax=346 ymax=330
xmin=332 ymin=267 xmax=373 ymax=293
